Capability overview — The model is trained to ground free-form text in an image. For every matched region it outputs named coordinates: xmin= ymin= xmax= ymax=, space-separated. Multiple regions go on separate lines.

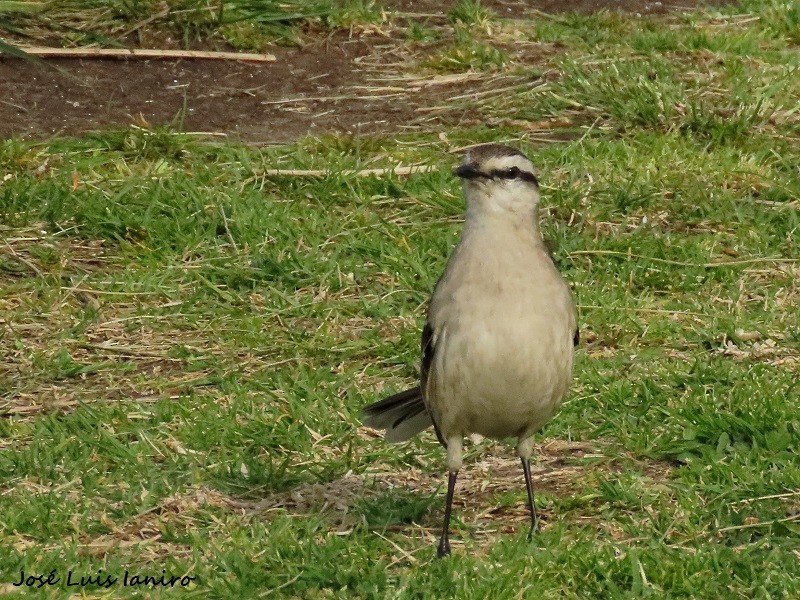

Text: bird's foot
xmin=527 ymin=520 xmax=539 ymax=541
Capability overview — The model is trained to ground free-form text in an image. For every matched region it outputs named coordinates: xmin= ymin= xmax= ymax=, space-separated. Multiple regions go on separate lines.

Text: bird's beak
xmin=454 ymin=164 xmax=482 ymax=180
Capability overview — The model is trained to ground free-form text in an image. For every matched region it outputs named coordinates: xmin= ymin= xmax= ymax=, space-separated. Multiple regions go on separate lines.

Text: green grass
xmin=0 ymin=0 xmax=383 ymax=49
xmin=2 ymin=0 xmax=800 ymax=598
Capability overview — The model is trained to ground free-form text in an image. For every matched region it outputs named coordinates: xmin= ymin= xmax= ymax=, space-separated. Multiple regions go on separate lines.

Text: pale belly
xmin=430 ymin=308 xmax=574 ymax=441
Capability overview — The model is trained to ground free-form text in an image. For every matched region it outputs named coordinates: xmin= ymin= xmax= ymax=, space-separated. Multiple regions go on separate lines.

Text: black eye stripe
xmin=489 ymin=168 xmax=516 ymax=179
xmin=488 ymin=168 xmax=539 ymax=185
xmin=454 ymin=164 xmax=539 ymax=186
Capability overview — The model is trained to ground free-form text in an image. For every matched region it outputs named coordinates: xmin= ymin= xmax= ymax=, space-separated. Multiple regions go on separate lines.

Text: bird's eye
xmin=505 ymin=166 xmax=520 ymax=179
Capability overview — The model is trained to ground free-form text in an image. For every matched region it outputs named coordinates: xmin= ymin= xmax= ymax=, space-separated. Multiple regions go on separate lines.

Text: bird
xmin=362 ymin=143 xmax=578 ymax=557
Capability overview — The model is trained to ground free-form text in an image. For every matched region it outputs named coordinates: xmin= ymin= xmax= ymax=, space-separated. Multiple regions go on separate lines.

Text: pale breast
xmin=427 ymin=237 xmax=576 ymax=441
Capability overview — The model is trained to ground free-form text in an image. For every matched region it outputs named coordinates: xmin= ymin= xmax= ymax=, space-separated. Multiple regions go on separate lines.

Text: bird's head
xmin=455 ymin=144 xmax=540 ymax=217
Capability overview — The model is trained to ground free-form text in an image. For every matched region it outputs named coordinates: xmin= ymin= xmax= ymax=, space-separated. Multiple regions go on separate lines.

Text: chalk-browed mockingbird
xmin=363 ymin=144 xmax=578 ymax=557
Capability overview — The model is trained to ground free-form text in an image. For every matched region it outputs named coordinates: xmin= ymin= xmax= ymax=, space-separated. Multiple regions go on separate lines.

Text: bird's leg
xmin=438 ymin=437 xmax=463 ymax=558
xmin=437 ymin=470 xmax=458 ymax=558
xmin=521 ymin=457 xmax=538 ymax=539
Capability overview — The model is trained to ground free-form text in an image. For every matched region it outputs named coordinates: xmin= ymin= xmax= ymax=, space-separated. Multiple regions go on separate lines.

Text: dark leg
xmin=521 ymin=457 xmax=538 ymax=538
xmin=437 ymin=470 xmax=458 ymax=558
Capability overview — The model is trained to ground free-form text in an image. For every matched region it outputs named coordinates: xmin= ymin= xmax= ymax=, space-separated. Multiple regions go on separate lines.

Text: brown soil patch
xmin=0 ymin=1 xmax=734 ymax=144
xmin=1 ymin=37 xmax=386 ymax=144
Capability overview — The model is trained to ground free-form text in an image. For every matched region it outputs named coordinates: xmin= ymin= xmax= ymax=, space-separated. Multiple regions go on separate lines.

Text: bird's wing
xmin=420 ymin=321 xmax=447 ymax=447
xmin=420 ymin=321 xmax=435 ymax=393
xmin=542 ymin=239 xmax=579 ymax=348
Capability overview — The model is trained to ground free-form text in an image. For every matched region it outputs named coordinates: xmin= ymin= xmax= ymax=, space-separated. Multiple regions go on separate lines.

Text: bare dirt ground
xmin=0 ymin=0 xmax=733 ymax=143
